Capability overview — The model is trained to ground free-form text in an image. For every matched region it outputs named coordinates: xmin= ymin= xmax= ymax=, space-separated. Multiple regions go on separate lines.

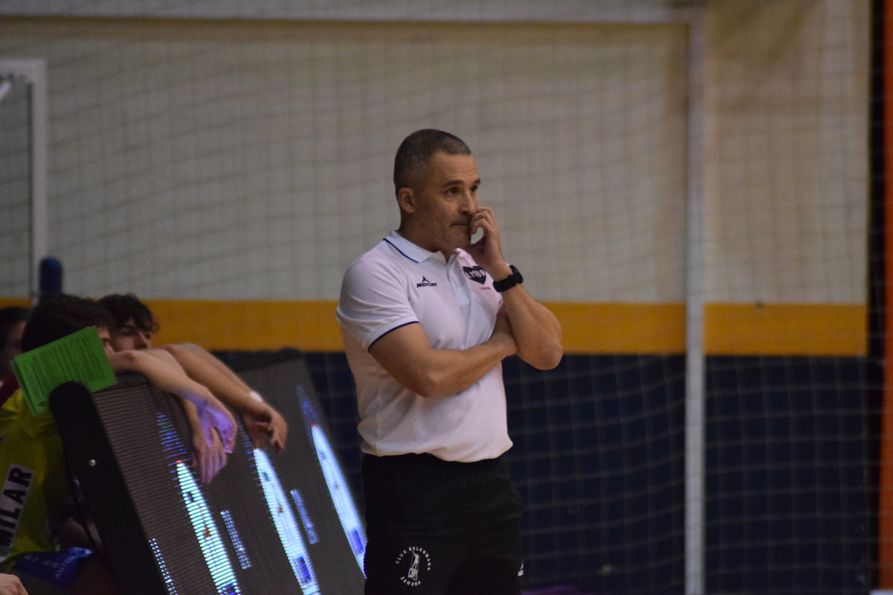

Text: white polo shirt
xmin=336 ymin=230 xmax=512 ymax=462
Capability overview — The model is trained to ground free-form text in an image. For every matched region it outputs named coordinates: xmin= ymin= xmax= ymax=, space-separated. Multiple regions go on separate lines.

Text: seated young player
xmin=0 ymin=296 xmax=238 ymax=594
xmin=99 ymin=293 xmax=287 ymax=452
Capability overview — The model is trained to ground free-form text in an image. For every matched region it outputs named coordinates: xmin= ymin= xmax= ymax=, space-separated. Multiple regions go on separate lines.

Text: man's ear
xmin=397 ymin=187 xmax=415 ymax=214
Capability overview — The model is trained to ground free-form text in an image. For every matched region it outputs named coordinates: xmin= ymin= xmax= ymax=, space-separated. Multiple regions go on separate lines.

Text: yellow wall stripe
xmin=148 ymin=300 xmax=344 ymax=352
xmin=549 ymin=303 xmax=687 ymax=354
xmin=1 ymin=297 xmax=866 ymax=356
xmin=704 ymin=302 xmax=867 ymax=357
xmin=0 ymin=298 xmax=30 ymax=309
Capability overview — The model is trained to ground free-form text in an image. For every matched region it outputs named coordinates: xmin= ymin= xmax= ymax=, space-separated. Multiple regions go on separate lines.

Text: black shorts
xmin=362 ymin=453 xmax=524 ymax=595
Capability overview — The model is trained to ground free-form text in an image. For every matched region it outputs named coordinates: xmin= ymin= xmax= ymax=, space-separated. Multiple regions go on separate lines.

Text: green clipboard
xmin=11 ymin=327 xmax=117 ymax=415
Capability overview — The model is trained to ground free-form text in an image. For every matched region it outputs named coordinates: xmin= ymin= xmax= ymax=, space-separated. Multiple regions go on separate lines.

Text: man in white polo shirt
xmin=337 ymin=129 xmax=563 ymax=594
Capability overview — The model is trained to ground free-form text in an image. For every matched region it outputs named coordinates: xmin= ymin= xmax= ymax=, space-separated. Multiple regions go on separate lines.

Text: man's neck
xmin=396 ymin=226 xmax=451 ymax=259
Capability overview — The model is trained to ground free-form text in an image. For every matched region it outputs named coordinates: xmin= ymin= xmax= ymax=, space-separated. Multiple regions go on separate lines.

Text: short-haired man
xmin=338 ymin=129 xmax=563 ymax=594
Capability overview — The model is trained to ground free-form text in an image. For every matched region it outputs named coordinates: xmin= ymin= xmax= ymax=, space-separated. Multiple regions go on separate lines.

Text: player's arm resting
xmin=490 ymin=263 xmax=563 ymax=370
xmin=177 ymin=398 xmax=227 ymax=484
xmin=160 ymin=343 xmax=287 ymax=452
xmin=367 ymin=310 xmax=517 ymax=399
xmin=106 ymin=348 xmax=237 ymax=451
xmin=170 ymin=343 xmax=252 ymax=391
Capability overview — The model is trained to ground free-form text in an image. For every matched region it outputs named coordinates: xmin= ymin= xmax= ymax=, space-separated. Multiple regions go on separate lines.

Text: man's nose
xmin=136 ymin=332 xmax=150 ymax=349
xmin=459 ymin=190 xmax=475 ymax=213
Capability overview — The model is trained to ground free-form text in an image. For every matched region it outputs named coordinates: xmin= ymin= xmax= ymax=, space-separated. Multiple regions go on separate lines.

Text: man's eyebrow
xmin=441 ymin=178 xmax=481 ymax=188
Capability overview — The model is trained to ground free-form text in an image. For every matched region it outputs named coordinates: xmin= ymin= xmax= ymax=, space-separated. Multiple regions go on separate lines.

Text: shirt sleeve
xmin=336 ymin=257 xmax=419 ymax=350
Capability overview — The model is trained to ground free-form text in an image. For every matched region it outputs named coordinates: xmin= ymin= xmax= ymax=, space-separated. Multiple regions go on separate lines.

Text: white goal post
xmin=0 ymin=58 xmax=47 ymax=304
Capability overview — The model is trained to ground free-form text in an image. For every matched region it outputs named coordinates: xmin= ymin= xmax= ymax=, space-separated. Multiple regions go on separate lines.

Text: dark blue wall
xmin=704 ymin=356 xmax=876 ymax=595
xmin=299 ymin=352 xmax=874 ymax=594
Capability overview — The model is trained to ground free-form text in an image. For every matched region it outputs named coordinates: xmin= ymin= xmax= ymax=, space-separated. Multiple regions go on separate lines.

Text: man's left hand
xmin=465 ymin=207 xmax=510 ymax=277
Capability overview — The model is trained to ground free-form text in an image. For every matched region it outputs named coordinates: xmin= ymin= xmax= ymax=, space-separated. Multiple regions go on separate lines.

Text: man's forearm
xmin=414 ymin=341 xmax=514 ymax=397
xmin=368 ymin=323 xmax=516 ymax=399
xmin=481 ymin=259 xmax=562 ymax=370
xmin=499 ymin=286 xmax=563 ymax=370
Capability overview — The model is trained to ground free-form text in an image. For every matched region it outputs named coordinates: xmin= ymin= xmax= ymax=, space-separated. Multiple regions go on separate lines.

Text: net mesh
xmin=0 ymin=2 xmax=876 ymax=593
xmin=0 ymin=71 xmax=30 ymax=297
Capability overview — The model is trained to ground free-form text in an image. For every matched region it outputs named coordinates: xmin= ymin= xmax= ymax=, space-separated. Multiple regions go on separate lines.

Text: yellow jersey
xmin=0 ymin=388 xmax=69 ymax=569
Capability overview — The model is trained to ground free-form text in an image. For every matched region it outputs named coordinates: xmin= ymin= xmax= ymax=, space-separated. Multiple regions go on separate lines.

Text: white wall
xmin=704 ymin=0 xmax=869 ymax=304
xmin=0 ymin=79 xmax=30 ymax=296
xmin=0 ymin=0 xmax=869 ymax=307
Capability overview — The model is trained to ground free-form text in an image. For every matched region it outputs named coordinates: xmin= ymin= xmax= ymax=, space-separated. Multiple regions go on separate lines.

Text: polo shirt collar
xmin=384 ymin=230 xmax=448 ymax=264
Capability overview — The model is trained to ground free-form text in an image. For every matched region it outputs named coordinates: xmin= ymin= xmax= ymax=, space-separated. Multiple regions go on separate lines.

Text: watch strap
xmin=493 ymin=264 xmax=523 ymax=292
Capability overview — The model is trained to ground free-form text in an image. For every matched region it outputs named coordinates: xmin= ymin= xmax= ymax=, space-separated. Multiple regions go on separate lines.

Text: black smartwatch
xmin=493 ymin=264 xmax=523 ymax=293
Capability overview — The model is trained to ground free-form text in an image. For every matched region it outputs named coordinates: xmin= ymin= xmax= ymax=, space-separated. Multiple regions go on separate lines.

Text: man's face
xmin=108 ymin=317 xmax=153 ymax=351
xmin=403 ymin=151 xmax=480 ymax=255
xmin=0 ymin=320 xmax=25 ymax=377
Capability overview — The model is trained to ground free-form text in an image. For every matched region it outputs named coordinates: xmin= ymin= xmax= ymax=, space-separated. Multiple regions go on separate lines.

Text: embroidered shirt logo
xmin=462 ymin=266 xmax=487 ymax=285
xmin=0 ymin=464 xmax=34 ymax=557
xmin=416 ymin=277 xmax=437 ymax=288
xmin=395 ymin=546 xmax=432 ymax=587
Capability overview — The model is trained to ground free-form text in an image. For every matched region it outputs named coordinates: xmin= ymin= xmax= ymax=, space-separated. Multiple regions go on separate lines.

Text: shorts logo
xmin=395 ymin=546 xmax=431 ymax=587
xmin=416 ymin=277 xmax=437 ymax=288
